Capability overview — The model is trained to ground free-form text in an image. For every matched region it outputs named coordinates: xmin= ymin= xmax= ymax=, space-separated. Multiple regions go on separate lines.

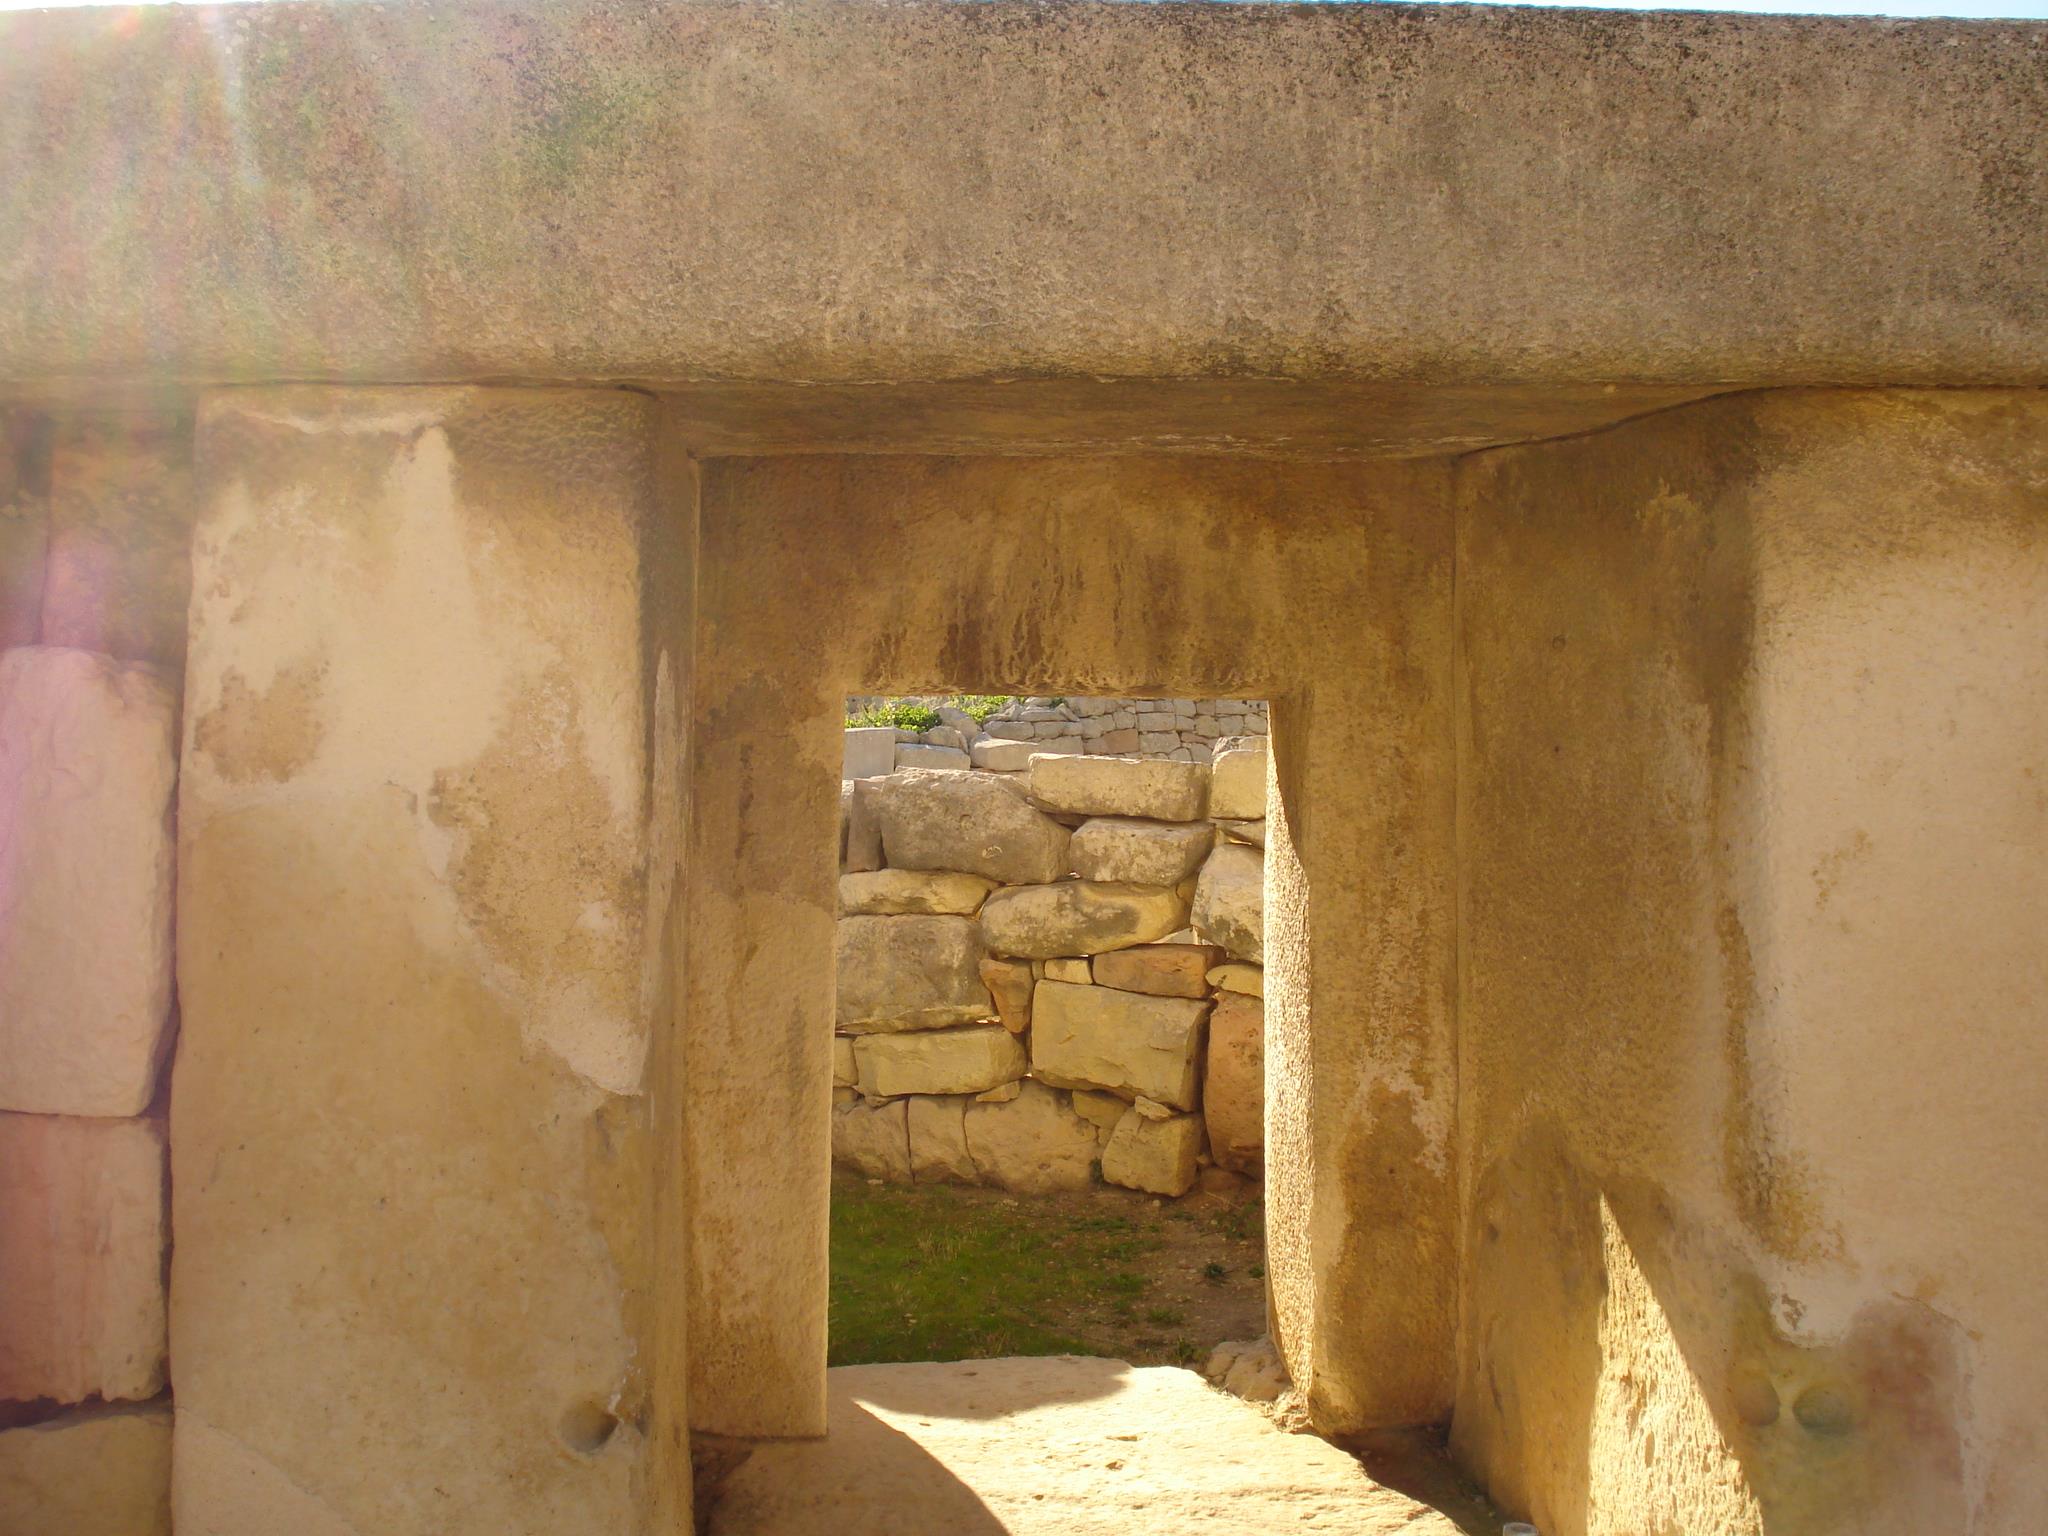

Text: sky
xmin=1 ymin=0 xmax=2042 ymax=15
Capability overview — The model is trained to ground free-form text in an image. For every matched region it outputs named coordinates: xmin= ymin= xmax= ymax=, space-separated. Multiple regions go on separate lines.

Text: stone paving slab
xmin=710 ymin=1356 xmax=1472 ymax=1535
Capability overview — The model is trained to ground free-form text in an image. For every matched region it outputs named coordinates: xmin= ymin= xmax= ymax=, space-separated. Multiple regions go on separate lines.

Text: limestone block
xmin=1069 ymin=816 xmax=1213 ymax=886
xmin=833 ymin=1037 xmax=858 ymax=1087
xmin=832 ymin=1098 xmax=911 ymax=1182
xmin=978 ymin=956 xmax=1034 ymax=1033
xmin=1191 ymin=842 xmax=1264 ymax=963
xmin=1139 ymin=732 xmax=1178 ymax=754
xmin=844 ymin=777 xmax=885 ymax=872
xmin=908 ymin=1096 xmax=977 ymax=1184
xmin=1205 ymin=1337 xmax=1292 ymax=1404
xmin=1030 ymin=981 xmax=1209 ymax=1111
xmin=0 ymin=429 xmax=45 ymax=650
xmin=1216 ymin=819 xmax=1267 ymax=849
xmin=1043 ymin=957 xmax=1092 ymax=984
xmin=43 ymin=418 xmax=194 ymax=676
xmin=895 ymin=743 xmax=971 ymax=771
xmin=1208 ymin=962 xmax=1266 ymax=998
xmin=839 ymin=869 xmax=995 ymax=917
xmin=987 ymin=721 xmax=1035 ymax=741
xmin=970 ymin=737 xmax=1033 ymax=772
xmin=0 ymin=1114 xmax=165 ymax=1402
xmin=1138 ymin=710 xmax=1175 ymax=731
xmin=1100 ymin=728 xmax=1140 ymax=754
xmin=1100 ymin=1107 xmax=1203 ymax=1196
xmin=0 ymin=647 xmax=176 ymax=1117
xmin=872 ymin=768 xmax=1071 ymax=884
xmin=842 ymin=726 xmax=898 ymax=780
xmin=1029 ymin=740 xmax=1084 ymax=757
xmin=921 ymin=725 xmax=967 ymax=750
xmin=979 ymin=881 xmax=1189 ymax=959
xmin=835 ymin=915 xmax=991 ymax=1032
xmin=1069 ymin=1089 xmax=1129 ymax=1131
xmin=1092 ymin=943 xmax=1222 ymax=1000
xmin=962 ymin=1080 xmax=1101 ymax=1194
xmin=974 ymin=1081 xmax=1021 ymax=1104
xmin=0 ymin=1403 xmax=172 ymax=1536
xmin=855 ymin=1026 xmax=1027 ymax=1098
xmin=934 ymin=705 xmax=979 ymax=737
xmin=1209 ymin=743 xmax=1268 ymax=820
xmin=1205 ymin=993 xmax=1265 ymax=1176
xmin=1028 ymin=754 xmax=1209 ymax=820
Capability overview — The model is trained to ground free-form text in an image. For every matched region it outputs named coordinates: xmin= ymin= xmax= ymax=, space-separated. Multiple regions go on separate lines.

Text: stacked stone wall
xmin=834 ymin=743 xmax=1268 ymax=1198
xmin=0 ymin=413 xmax=190 ymax=1536
xmin=845 ymin=694 xmax=1269 ymax=775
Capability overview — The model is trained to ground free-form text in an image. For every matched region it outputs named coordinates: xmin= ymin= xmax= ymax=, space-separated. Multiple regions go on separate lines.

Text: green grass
xmin=829 ymin=1179 xmax=1163 ymax=1366
xmin=844 ymin=694 xmax=1020 ymax=731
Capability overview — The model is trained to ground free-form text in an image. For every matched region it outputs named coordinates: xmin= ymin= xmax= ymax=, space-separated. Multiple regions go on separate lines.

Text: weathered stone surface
xmin=1030 ymin=981 xmax=1209 ymax=1111
xmin=842 ymin=726 xmax=898 ymax=780
xmin=978 ymin=956 xmax=1033 ymax=1034
xmin=974 ymin=1080 xmax=1021 ymax=1104
xmin=0 ymin=1113 xmax=165 ymax=1403
xmin=0 ymin=1403 xmax=172 ymax=1536
xmin=962 ymin=1080 xmax=1101 ymax=1195
xmin=1191 ymin=843 xmax=1264 ymax=963
xmin=833 ymin=1037 xmax=858 ymax=1088
xmin=907 ymin=1096 xmax=977 ymax=1185
xmin=42 ymin=418 xmax=195 ymax=678
xmin=1069 ymin=1089 xmax=1129 ymax=1131
xmin=835 ymin=915 xmax=990 ymax=1033
xmin=894 ymin=743 xmax=971 ymax=771
xmin=921 ymin=725 xmax=967 ymax=751
xmin=833 ymin=1097 xmax=910 ymax=1182
xmin=844 ymin=777 xmax=886 ymax=873
xmin=1205 ymin=994 xmax=1265 ymax=1176
xmin=1068 ymin=816 xmax=1214 ymax=886
xmin=855 ymin=1027 xmax=1027 ymax=1099
xmin=1028 ymin=754 xmax=1209 ymax=821
xmin=872 ymin=768 xmax=1071 ymax=884
xmin=980 ymin=881 xmax=1189 ymax=959
xmin=1205 ymin=1337 xmax=1293 ymax=1405
xmin=969 ymin=737 xmax=1033 ymax=772
xmin=839 ymin=869 xmax=995 ymax=917
xmin=1101 ymin=1107 xmax=1204 ymax=1197
xmin=0 ymin=647 xmax=176 ymax=1118
xmin=1208 ymin=962 xmax=1266 ymax=998
xmin=1092 ymin=943 xmax=1222 ymax=1000
xmin=1043 ymin=957 xmax=1092 ymax=984
xmin=1209 ymin=743 xmax=1268 ymax=820
xmin=1216 ymin=819 xmax=1267 ymax=848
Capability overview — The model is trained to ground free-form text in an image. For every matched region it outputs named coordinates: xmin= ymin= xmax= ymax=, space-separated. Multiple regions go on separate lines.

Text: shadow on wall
xmin=1458 ymin=1124 xmax=1967 ymax=1536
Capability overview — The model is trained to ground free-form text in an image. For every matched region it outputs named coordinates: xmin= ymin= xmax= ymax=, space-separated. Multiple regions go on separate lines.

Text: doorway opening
xmin=829 ymin=693 xmax=1272 ymax=1372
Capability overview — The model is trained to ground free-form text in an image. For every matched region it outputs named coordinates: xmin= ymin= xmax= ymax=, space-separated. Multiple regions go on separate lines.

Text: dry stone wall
xmin=834 ymin=744 xmax=1268 ymax=1198
xmin=0 ymin=412 xmax=188 ymax=1536
xmin=845 ymin=694 xmax=1269 ymax=776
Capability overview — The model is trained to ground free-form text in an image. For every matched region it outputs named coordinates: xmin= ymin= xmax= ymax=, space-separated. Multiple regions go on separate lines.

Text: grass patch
xmin=844 ymin=694 xmax=1020 ymax=731
xmin=830 ymin=1178 xmax=1165 ymax=1366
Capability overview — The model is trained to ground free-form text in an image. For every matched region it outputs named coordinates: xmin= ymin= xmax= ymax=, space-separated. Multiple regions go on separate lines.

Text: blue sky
xmin=1 ymin=0 xmax=2042 ymax=15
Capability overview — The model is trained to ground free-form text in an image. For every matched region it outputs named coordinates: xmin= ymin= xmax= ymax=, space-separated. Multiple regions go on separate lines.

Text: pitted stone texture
xmin=1092 ymin=943 xmax=1222 ymax=1000
xmin=710 ymin=1357 xmax=1468 ymax=1535
xmin=0 ymin=647 xmax=176 ymax=1117
xmin=0 ymin=1113 xmax=165 ymax=1403
xmin=838 ymin=869 xmax=995 ymax=917
xmin=1068 ymin=816 xmax=1214 ymax=886
xmin=1028 ymin=754 xmax=1209 ymax=821
xmin=1100 ymin=1107 xmax=1204 ymax=1197
xmin=979 ymin=881 xmax=1188 ymax=959
xmin=0 ymin=1403 xmax=171 ymax=1536
xmin=1191 ymin=842 xmax=1264 ymax=963
xmin=835 ymin=915 xmax=989 ymax=1033
xmin=1205 ymin=993 xmax=1266 ymax=1177
xmin=872 ymin=768 xmax=1071 ymax=884
xmin=1209 ymin=743 xmax=1268 ymax=820
xmin=1030 ymin=981 xmax=1210 ymax=1112
xmin=978 ymin=956 xmax=1034 ymax=1034
xmin=854 ymin=1026 xmax=1026 ymax=1099
xmin=833 ymin=1097 xmax=911 ymax=1182
xmin=961 ymin=1080 xmax=1102 ymax=1195
xmin=907 ymin=1096 xmax=977 ymax=1185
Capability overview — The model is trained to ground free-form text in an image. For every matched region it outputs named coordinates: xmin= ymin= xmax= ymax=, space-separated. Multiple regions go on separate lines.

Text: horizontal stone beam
xmin=0 ymin=3 xmax=2042 ymax=391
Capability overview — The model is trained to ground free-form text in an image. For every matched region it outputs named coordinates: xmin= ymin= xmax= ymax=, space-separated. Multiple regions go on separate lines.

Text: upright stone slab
xmin=835 ymin=914 xmax=990 ymax=1031
xmin=0 ymin=647 xmax=176 ymax=1116
xmin=177 ymin=389 xmax=676 ymax=1536
xmin=0 ymin=1113 xmax=165 ymax=1403
xmin=1205 ymin=993 xmax=1265 ymax=1176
